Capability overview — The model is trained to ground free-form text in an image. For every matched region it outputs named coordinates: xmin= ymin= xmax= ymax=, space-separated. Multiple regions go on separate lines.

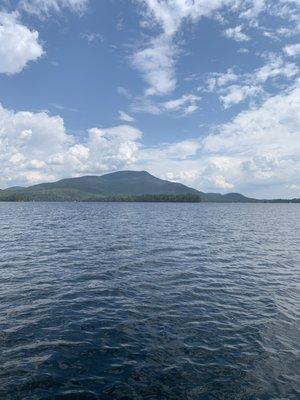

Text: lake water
xmin=0 ymin=202 xmax=299 ymax=400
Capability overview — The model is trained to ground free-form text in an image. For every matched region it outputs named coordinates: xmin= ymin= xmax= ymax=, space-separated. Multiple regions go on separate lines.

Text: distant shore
xmin=1 ymin=171 xmax=299 ymax=203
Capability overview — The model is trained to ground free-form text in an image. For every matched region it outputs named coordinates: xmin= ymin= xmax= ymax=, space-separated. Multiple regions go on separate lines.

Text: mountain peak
xmin=1 ymin=170 xmax=290 ymax=202
xmin=102 ymin=170 xmax=152 ymax=178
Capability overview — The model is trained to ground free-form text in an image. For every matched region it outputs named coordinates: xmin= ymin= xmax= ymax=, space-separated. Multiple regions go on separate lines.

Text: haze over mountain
xmin=1 ymin=171 xmax=298 ymax=202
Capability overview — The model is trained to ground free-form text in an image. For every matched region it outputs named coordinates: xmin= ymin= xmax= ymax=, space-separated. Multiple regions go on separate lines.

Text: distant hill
xmin=200 ymin=192 xmax=258 ymax=203
xmin=0 ymin=171 xmax=299 ymax=202
xmin=27 ymin=171 xmax=202 ymax=196
xmin=4 ymin=186 xmax=25 ymax=191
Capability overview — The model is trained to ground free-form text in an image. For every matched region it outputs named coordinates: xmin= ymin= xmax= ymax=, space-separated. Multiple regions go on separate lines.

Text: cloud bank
xmin=1 ymin=82 xmax=299 ymax=198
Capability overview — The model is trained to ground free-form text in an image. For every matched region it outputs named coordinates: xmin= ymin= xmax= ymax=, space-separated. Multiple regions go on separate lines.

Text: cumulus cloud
xmin=203 ymin=84 xmax=300 ymax=156
xmin=201 ymin=83 xmax=300 ymax=195
xmin=211 ymin=175 xmax=234 ymax=190
xmin=0 ymin=104 xmax=72 ymax=186
xmin=135 ymin=83 xmax=300 ymax=197
xmin=1 ymin=82 xmax=299 ymax=197
xmin=0 ymin=104 xmax=142 ymax=187
xmin=0 ymin=12 xmax=43 ymax=74
xmin=79 ymin=126 xmax=141 ymax=170
xmin=19 ymin=0 xmax=89 ymax=17
xmin=1 ymin=0 xmax=299 ymax=199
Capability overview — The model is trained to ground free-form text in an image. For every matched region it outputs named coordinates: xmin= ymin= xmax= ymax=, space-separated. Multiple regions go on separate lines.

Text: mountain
xmin=0 ymin=171 xmax=298 ymax=202
xmin=4 ymin=186 xmax=25 ymax=191
xmin=200 ymin=192 xmax=257 ymax=203
xmin=0 ymin=171 xmax=201 ymax=202
xmin=27 ymin=171 xmax=202 ymax=196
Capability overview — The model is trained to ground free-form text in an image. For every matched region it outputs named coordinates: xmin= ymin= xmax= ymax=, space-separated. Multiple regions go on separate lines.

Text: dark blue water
xmin=0 ymin=203 xmax=299 ymax=400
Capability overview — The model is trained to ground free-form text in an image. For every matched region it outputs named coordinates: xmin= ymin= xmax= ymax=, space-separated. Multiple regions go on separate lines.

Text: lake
xmin=0 ymin=203 xmax=299 ymax=399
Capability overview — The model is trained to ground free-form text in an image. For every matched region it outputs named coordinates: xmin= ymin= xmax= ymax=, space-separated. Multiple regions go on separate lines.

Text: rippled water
xmin=0 ymin=203 xmax=299 ymax=400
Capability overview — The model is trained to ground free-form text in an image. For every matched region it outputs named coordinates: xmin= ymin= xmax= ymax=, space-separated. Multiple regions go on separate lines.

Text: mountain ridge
xmin=0 ymin=171 xmax=299 ymax=203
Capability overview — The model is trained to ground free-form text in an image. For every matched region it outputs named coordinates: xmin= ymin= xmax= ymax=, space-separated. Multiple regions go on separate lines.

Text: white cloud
xmin=19 ymin=0 xmax=89 ymax=17
xmin=83 ymin=126 xmax=141 ymax=168
xmin=160 ymin=94 xmax=201 ymax=115
xmin=0 ymin=103 xmax=142 ymax=187
xmin=211 ymin=175 xmax=234 ymax=189
xmin=207 ymin=69 xmax=238 ymax=91
xmin=241 ymin=0 xmax=266 ymax=19
xmin=1 ymin=83 xmax=299 ymax=197
xmin=271 ymin=1 xmax=300 ymax=24
xmin=118 ymin=111 xmax=136 ymax=122
xmin=135 ymin=83 xmax=300 ymax=197
xmin=284 ymin=43 xmax=300 ymax=57
xmin=219 ymin=85 xmax=262 ymax=108
xmin=200 ymin=83 xmax=300 ymax=195
xmin=277 ymin=26 xmax=300 ymax=38
xmin=133 ymin=0 xmax=245 ymax=96
xmin=0 ymin=104 xmax=72 ymax=186
xmin=205 ymin=56 xmax=299 ymax=108
xmin=253 ymin=55 xmax=299 ymax=82
xmin=132 ymin=1 xmax=283 ymax=98
xmin=132 ymin=0 xmax=300 ymax=100
xmin=138 ymin=0 xmax=255 ymax=36
xmin=0 ymin=12 xmax=43 ymax=74
xmin=203 ymin=84 xmax=300 ymax=156
xmin=132 ymin=93 xmax=201 ymax=115
xmin=141 ymin=139 xmax=200 ymax=162
xmin=132 ymin=36 xmax=177 ymax=96
xmin=223 ymin=25 xmax=250 ymax=42
xmin=0 ymin=105 xmax=72 ymax=155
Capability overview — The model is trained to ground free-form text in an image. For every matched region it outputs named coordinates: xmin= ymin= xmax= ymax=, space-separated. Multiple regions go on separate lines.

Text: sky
xmin=0 ymin=0 xmax=299 ymax=198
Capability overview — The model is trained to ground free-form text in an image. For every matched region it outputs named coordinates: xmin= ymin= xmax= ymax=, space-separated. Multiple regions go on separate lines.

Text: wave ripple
xmin=0 ymin=203 xmax=299 ymax=399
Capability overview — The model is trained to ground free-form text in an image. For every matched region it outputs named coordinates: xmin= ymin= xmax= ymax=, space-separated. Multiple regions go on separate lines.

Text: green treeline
xmin=0 ymin=190 xmax=202 ymax=203
xmin=87 ymin=194 xmax=202 ymax=202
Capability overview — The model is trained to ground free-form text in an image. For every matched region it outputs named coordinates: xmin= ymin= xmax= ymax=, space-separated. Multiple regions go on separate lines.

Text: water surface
xmin=0 ymin=203 xmax=299 ymax=399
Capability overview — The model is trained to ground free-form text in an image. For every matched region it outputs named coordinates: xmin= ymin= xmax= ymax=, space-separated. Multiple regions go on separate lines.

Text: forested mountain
xmin=0 ymin=171 xmax=298 ymax=202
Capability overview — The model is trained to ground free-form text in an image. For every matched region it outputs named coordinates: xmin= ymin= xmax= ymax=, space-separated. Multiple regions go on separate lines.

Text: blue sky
xmin=0 ymin=0 xmax=299 ymax=198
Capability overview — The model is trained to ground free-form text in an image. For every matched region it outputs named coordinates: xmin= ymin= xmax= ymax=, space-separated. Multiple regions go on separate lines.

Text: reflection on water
xmin=0 ymin=202 xmax=299 ymax=399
